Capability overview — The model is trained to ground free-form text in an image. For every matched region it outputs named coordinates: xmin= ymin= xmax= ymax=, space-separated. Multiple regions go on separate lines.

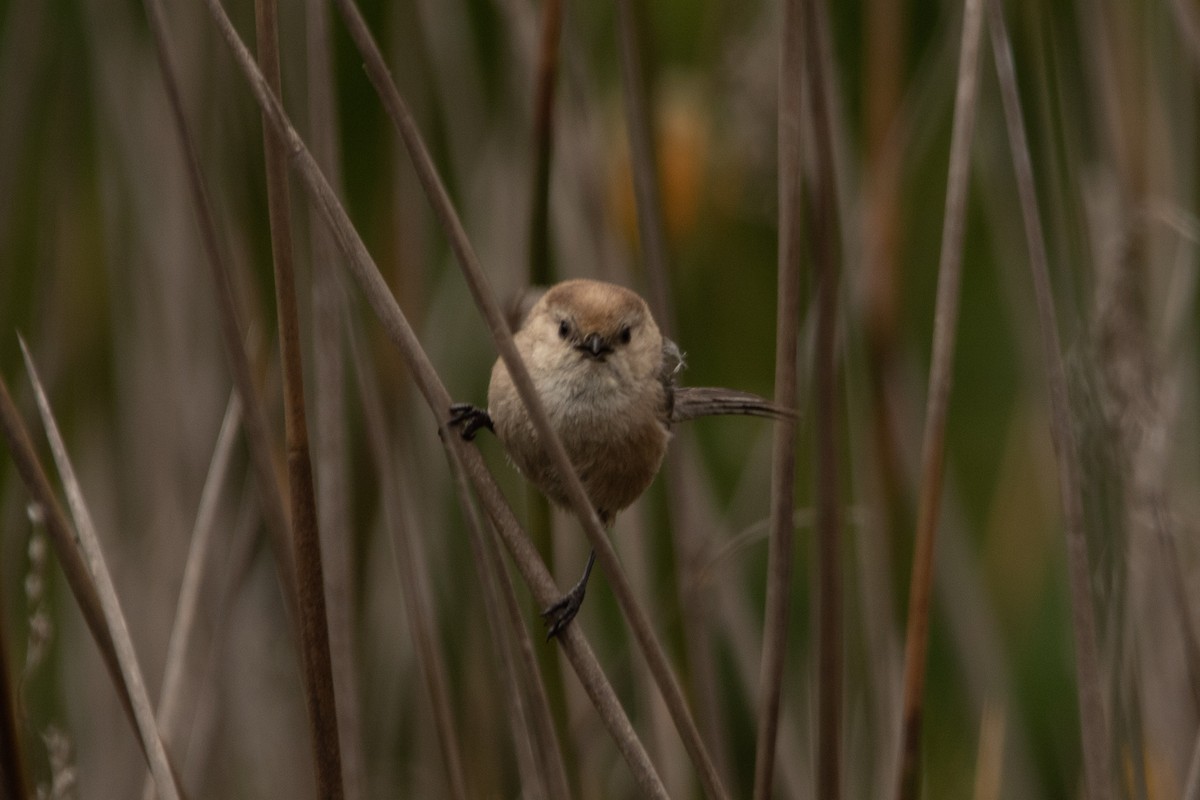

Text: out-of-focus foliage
xmin=1 ymin=0 xmax=1198 ymax=797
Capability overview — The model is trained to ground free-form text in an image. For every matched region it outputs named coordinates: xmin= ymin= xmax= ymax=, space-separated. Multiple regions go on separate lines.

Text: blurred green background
xmin=1 ymin=0 xmax=1198 ymax=797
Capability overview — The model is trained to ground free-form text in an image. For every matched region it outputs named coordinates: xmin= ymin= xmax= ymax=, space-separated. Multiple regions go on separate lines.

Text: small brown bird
xmin=450 ymin=279 xmax=787 ymax=636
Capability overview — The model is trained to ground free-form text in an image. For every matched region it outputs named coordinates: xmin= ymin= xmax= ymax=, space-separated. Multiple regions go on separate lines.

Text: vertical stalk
xmin=987 ymin=1 xmax=1111 ymax=796
xmin=803 ymin=0 xmax=844 ymax=797
xmin=751 ymin=0 xmax=803 ymax=794
xmin=254 ymin=0 xmax=343 ymax=794
xmin=529 ymin=0 xmax=563 ymax=287
xmin=894 ymin=0 xmax=985 ymax=796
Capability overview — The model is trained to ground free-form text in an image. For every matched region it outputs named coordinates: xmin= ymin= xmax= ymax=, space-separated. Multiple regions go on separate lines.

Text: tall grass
xmin=1 ymin=0 xmax=1198 ymax=798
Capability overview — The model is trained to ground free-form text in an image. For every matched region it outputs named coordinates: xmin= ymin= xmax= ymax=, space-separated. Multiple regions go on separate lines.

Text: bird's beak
xmin=576 ymin=333 xmax=612 ymax=360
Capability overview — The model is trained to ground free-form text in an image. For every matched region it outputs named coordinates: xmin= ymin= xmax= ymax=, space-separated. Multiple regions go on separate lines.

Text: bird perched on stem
xmin=450 ymin=278 xmax=789 ymax=637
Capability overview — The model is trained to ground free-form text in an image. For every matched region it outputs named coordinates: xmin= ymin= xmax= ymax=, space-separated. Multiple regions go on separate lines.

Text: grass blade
xmin=894 ymin=0 xmax=985 ymax=796
xmin=182 ymin=0 xmax=667 ymax=790
xmin=19 ymin=338 xmax=184 ymax=800
xmin=751 ymin=0 xmax=803 ymax=795
xmin=329 ymin=1 xmax=727 ymax=794
xmin=252 ymin=0 xmax=344 ymax=793
xmin=987 ymin=1 xmax=1111 ymax=796
xmin=139 ymin=0 xmax=299 ymax=631
xmin=804 ymin=0 xmax=845 ymax=795
xmin=142 ymin=391 xmax=241 ymax=800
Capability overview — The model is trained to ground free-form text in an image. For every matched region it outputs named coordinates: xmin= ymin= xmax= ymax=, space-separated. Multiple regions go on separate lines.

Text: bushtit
xmin=451 ymin=278 xmax=787 ymax=636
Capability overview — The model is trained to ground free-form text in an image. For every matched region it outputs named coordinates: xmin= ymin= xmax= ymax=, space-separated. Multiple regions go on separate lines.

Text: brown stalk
xmin=329 ymin=1 xmax=728 ymax=796
xmin=804 ymin=0 xmax=844 ymax=796
xmin=613 ymin=0 xmax=674 ymax=329
xmin=187 ymin=0 xmax=667 ymax=790
xmin=252 ymin=0 xmax=344 ymax=794
xmin=613 ymin=0 xmax=734 ymax=783
xmin=138 ymin=0 xmax=298 ymax=627
xmin=19 ymin=341 xmax=184 ymax=800
xmin=751 ymin=0 xmax=803 ymax=796
xmin=447 ymin=448 xmax=572 ymax=800
xmin=894 ymin=0 xmax=985 ymax=796
xmin=987 ymin=0 xmax=1111 ymax=797
xmin=0 ymin=375 xmax=138 ymax=742
xmin=529 ymin=0 xmax=562 ymax=287
xmin=142 ymin=391 xmax=242 ymax=800
xmin=305 ymin=0 xmax=369 ymax=792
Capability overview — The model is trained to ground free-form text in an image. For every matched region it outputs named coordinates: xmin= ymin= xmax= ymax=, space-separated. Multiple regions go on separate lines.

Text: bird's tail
xmin=670 ymin=387 xmax=795 ymax=424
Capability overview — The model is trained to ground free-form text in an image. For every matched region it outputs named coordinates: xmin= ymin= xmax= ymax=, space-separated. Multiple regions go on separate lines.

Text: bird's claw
xmin=541 ymin=584 xmax=586 ymax=640
xmin=447 ymin=403 xmax=494 ymax=441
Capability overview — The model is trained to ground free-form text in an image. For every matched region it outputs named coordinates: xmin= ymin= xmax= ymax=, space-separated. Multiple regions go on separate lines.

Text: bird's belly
xmin=508 ymin=391 xmax=668 ymax=523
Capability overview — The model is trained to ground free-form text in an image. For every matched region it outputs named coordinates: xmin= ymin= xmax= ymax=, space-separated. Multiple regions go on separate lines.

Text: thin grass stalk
xmin=525 ymin=1 xmax=565 ymax=760
xmin=328 ymin=1 xmax=728 ymax=795
xmin=612 ymin=0 xmax=737 ymax=783
xmin=140 ymin=390 xmax=241 ymax=800
xmin=987 ymin=1 xmax=1111 ymax=796
xmin=305 ymin=0 xmax=369 ymax=793
xmin=893 ymin=0 xmax=985 ymax=796
xmin=0 ymin=585 xmax=29 ymax=800
xmin=187 ymin=0 xmax=667 ymax=791
xmin=345 ymin=325 xmax=469 ymax=800
xmin=750 ymin=0 xmax=803 ymax=796
xmin=804 ymin=0 xmax=844 ymax=795
xmin=0 ymin=374 xmax=139 ymax=738
xmin=252 ymin=0 xmax=344 ymax=794
xmin=529 ymin=0 xmax=562 ymax=286
xmin=456 ymin=444 xmax=669 ymax=800
xmin=613 ymin=0 xmax=674 ymax=330
xmin=138 ymin=0 xmax=298 ymax=628
xmin=19 ymin=341 xmax=184 ymax=800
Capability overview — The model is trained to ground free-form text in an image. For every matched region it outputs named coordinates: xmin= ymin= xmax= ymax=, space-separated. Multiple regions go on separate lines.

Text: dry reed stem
xmin=141 ymin=391 xmax=242 ymax=800
xmin=252 ymin=0 xmax=344 ymax=794
xmin=452 ymin=445 xmax=670 ymax=799
xmin=894 ymin=0 xmax=985 ymax=796
xmin=751 ymin=0 xmax=803 ymax=796
xmin=304 ymin=0 xmax=369 ymax=792
xmin=19 ymin=340 xmax=184 ymax=800
xmin=529 ymin=0 xmax=562 ymax=286
xmin=189 ymin=0 xmax=668 ymax=791
xmin=613 ymin=2 xmax=738 ymax=787
xmin=331 ymin=0 xmax=727 ymax=795
xmin=345 ymin=324 xmax=470 ymax=800
xmin=138 ymin=0 xmax=299 ymax=629
xmin=804 ymin=0 xmax=844 ymax=795
xmin=0 ymin=585 xmax=29 ymax=800
xmin=613 ymin=0 xmax=675 ymax=332
xmin=987 ymin=1 xmax=1112 ymax=797
xmin=0 ymin=375 xmax=139 ymax=740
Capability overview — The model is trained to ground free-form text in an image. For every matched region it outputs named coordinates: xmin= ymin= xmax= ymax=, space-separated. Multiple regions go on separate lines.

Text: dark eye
xmin=558 ymin=319 xmax=571 ymax=339
xmin=618 ymin=325 xmax=632 ymax=344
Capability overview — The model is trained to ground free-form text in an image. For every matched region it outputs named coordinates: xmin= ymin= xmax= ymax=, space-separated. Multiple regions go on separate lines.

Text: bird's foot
xmin=447 ymin=403 xmax=494 ymax=441
xmin=541 ymin=583 xmax=587 ymax=640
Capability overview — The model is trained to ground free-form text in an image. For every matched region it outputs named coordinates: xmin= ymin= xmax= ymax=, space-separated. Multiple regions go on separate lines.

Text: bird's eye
xmin=618 ymin=325 xmax=632 ymax=345
xmin=558 ymin=319 xmax=571 ymax=339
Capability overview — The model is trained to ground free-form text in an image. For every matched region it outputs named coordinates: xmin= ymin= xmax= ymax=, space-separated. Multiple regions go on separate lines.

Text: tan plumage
xmin=451 ymin=278 xmax=789 ymax=634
